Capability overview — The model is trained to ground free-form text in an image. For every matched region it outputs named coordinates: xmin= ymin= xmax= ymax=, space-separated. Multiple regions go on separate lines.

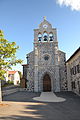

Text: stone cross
xmin=43 ymin=16 xmax=46 ymax=20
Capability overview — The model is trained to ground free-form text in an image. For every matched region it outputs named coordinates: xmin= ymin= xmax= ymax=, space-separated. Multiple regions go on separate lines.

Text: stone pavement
xmin=33 ymin=92 xmax=66 ymax=102
xmin=0 ymin=91 xmax=80 ymax=120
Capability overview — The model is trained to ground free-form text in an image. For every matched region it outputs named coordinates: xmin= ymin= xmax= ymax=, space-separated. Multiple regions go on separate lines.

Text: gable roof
xmin=66 ymin=47 xmax=80 ymax=63
xmin=8 ymin=71 xmax=17 ymax=74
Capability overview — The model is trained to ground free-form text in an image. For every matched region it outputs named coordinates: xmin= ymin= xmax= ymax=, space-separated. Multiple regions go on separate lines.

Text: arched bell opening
xmin=43 ymin=32 xmax=48 ymax=41
xmin=49 ymin=32 xmax=53 ymax=41
xmin=38 ymin=33 xmax=42 ymax=42
xmin=43 ymin=73 xmax=51 ymax=92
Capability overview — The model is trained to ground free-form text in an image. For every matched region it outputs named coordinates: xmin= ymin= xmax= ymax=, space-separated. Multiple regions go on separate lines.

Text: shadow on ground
xmin=0 ymin=91 xmax=80 ymax=120
xmin=3 ymin=92 xmax=40 ymax=102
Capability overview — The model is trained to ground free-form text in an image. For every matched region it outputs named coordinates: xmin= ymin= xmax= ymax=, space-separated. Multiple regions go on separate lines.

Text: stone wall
xmin=27 ymin=51 xmax=34 ymax=91
xmin=58 ymin=50 xmax=67 ymax=90
xmin=66 ymin=51 xmax=80 ymax=95
xmin=38 ymin=67 xmax=55 ymax=92
xmin=25 ymin=42 xmax=67 ymax=92
xmin=33 ymin=42 xmax=60 ymax=92
xmin=23 ymin=18 xmax=68 ymax=92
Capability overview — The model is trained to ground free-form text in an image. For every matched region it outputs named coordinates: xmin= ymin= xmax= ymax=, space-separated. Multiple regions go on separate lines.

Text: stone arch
xmin=40 ymin=71 xmax=54 ymax=92
xmin=43 ymin=31 xmax=48 ymax=41
xmin=49 ymin=32 xmax=53 ymax=34
xmin=38 ymin=32 xmax=42 ymax=41
xmin=43 ymin=31 xmax=48 ymax=34
xmin=43 ymin=73 xmax=51 ymax=91
xmin=49 ymin=32 xmax=54 ymax=41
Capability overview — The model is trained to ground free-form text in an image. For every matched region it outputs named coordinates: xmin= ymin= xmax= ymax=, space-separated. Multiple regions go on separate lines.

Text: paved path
xmin=33 ymin=92 xmax=66 ymax=102
xmin=0 ymin=91 xmax=80 ymax=120
xmin=2 ymin=85 xmax=19 ymax=90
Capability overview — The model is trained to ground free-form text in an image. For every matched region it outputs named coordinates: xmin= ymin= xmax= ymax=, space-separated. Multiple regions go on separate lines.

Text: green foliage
xmin=0 ymin=30 xmax=23 ymax=80
xmin=7 ymin=80 xmax=14 ymax=85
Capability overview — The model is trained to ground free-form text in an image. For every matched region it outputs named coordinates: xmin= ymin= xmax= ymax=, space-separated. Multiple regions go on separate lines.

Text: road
xmin=0 ymin=91 xmax=80 ymax=120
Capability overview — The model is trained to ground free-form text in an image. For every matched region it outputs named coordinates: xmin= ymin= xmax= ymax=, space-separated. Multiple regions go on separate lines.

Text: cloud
xmin=56 ymin=0 xmax=80 ymax=11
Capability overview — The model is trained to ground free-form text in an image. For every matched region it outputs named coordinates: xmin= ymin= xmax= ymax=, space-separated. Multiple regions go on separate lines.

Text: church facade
xmin=23 ymin=17 xmax=67 ymax=92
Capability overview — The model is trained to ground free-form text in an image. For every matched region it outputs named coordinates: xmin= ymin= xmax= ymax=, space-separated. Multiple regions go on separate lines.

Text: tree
xmin=0 ymin=30 xmax=23 ymax=101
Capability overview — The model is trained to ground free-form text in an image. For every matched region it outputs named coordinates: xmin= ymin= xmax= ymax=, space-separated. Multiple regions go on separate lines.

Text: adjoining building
xmin=22 ymin=17 xmax=67 ymax=92
xmin=21 ymin=64 xmax=28 ymax=88
xmin=66 ymin=47 xmax=80 ymax=95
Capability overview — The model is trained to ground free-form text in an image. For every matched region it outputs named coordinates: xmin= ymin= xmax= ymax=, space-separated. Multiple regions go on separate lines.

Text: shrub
xmin=7 ymin=80 xmax=14 ymax=85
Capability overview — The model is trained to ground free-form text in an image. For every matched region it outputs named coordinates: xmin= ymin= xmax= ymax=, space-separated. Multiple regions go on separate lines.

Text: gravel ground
xmin=0 ymin=91 xmax=80 ymax=120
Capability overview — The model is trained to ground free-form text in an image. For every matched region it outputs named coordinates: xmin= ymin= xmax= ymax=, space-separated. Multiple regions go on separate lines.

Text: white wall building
xmin=6 ymin=71 xmax=20 ymax=85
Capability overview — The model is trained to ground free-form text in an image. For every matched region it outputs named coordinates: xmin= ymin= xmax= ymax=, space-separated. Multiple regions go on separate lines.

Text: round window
xmin=44 ymin=55 xmax=49 ymax=61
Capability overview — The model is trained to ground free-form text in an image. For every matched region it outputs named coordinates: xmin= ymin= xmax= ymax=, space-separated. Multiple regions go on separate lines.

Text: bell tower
xmin=34 ymin=17 xmax=57 ymax=43
xmin=34 ymin=17 xmax=60 ymax=92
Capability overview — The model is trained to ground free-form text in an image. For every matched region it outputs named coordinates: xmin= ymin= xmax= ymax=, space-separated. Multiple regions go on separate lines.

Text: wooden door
xmin=43 ymin=74 xmax=51 ymax=92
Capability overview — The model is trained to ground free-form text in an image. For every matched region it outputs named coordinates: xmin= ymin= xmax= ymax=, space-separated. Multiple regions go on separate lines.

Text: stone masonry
xmin=23 ymin=17 xmax=67 ymax=92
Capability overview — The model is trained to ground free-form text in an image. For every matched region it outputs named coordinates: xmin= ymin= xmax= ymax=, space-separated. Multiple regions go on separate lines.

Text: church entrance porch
xmin=43 ymin=74 xmax=51 ymax=92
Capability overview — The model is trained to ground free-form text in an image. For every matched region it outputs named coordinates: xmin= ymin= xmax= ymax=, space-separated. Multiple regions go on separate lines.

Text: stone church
xmin=22 ymin=17 xmax=67 ymax=92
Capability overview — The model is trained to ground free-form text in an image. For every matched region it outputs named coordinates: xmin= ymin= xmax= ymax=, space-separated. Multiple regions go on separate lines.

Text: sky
xmin=0 ymin=0 xmax=80 ymax=72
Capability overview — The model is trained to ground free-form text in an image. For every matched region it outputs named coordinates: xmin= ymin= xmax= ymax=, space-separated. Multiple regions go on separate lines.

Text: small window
xmin=71 ymin=81 xmax=76 ymax=90
xmin=73 ymin=66 xmax=76 ymax=75
xmin=44 ymin=55 xmax=49 ymax=61
xmin=77 ymin=81 xmax=79 ymax=85
xmin=72 ymin=68 xmax=74 ymax=75
xmin=70 ymin=68 xmax=72 ymax=75
xmin=77 ymin=64 xmax=80 ymax=73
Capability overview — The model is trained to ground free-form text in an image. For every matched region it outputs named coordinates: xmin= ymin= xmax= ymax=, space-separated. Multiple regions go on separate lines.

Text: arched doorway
xmin=43 ymin=74 xmax=51 ymax=92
